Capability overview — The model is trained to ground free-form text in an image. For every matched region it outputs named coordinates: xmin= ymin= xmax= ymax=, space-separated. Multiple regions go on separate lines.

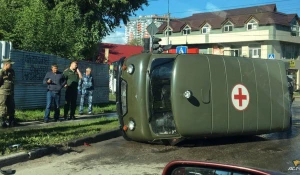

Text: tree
xmin=0 ymin=0 xmax=149 ymax=60
xmin=0 ymin=0 xmax=27 ymax=41
xmin=127 ymin=38 xmax=142 ymax=46
xmin=13 ymin=0 xmax=49 ymax=53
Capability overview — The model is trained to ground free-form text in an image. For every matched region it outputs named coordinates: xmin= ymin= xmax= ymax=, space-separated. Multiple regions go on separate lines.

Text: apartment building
xmin=125 ymin=15 xmax=169 ymax=45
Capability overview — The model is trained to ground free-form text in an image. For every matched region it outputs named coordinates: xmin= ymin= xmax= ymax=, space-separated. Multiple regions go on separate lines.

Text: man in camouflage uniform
xmin=78 ymin=67 xmax=94 ymax=115
xmin=0 ymin=59 xmax=15 ymax=127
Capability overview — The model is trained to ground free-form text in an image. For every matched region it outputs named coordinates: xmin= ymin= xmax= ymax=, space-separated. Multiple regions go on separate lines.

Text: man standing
xmin=0 ymin=58 xmax=15 ymax=127
xmin=78 ymin=67 xmax=94 ymax=115
xmin=287 ymin=75 xmax=295 ymax=103
xmin=43 ymin=64 xmax=66 ymax=122
xmin=63 ymin=61 xmax=82 ymax=120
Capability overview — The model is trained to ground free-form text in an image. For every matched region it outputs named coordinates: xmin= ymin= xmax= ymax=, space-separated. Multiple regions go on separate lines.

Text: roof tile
xmin=157 ymin=4 xmax=298 ymax=33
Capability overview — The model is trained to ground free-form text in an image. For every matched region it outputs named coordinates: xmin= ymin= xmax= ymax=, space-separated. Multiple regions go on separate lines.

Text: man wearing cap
xmin=0 ymin=58 xmax=15 ymax=127
xmin=63 ymin=61 xmax=82 ymax=120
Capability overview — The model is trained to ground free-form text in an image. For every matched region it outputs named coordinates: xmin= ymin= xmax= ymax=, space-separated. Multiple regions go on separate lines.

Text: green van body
xmin=116 ymin=53 xmax=292 ymax=143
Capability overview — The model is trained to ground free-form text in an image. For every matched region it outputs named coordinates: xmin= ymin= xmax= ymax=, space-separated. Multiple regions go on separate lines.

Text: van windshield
xmin=149 ymin=58 xmax=177 ymax=135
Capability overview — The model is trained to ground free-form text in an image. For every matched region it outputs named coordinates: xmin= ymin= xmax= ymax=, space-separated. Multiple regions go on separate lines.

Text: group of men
xmin=43 ymin=61 xmax=95 ymax=123
xmin=0 ymin=59 xmax=95 ymax=128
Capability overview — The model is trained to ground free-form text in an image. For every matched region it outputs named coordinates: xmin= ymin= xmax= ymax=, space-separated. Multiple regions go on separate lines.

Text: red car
xmin=162 ymin=160 xmax=287 ymax=175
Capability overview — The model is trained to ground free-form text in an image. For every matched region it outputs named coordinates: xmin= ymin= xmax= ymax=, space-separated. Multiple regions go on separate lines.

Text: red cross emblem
xmin=231 ymin=84 xmax=250 ymax=111
xmin=234 ymin=88 xmax=247 ymax=106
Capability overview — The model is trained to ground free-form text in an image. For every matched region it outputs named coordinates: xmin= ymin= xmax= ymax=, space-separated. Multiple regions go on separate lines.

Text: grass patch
xmin=109 ymin=93 xmax=116 ymax=102
xmin=294 ymin=92 xmax=300 ymax=97
xmin=15 ymin=103 xmax=116 ymax=122
xmin=0 ymin=117 xmax=119 ymax=155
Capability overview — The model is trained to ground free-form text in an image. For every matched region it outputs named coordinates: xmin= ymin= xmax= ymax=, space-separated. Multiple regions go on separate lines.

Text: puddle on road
xmin=260 ymin=123 xmax=299 ymax=140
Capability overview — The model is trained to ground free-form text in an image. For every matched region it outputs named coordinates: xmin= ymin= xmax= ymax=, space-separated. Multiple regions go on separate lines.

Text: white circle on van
xmin=231 ymin=84 xmax=250 ymax=111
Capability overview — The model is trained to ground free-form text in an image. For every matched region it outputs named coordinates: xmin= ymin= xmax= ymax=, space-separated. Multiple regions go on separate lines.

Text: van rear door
xmin=171 ymin=54 xmax=213 ymax=137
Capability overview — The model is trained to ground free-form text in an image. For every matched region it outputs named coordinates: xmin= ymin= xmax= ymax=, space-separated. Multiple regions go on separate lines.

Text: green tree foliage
xmin=0 ymin=0 xmax=148 ymax=60
xmin=127 ymin=38 xmax=142 ymax=46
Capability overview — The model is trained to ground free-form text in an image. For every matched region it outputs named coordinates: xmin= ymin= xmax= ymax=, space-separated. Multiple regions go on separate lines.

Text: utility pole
xmin=167 ymin=0 xmax=170 ymax=45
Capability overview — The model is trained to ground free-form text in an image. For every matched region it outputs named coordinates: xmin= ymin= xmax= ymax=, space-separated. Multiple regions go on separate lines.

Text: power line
xmin=127 ymin=1 xmax=300 ymax=20
xmin=127 ymin=1 xmax=300 ymax=21
xmin=119 ymin=7 xmax=300 ymax=31
xmin=110 ymin=1 xmax=300 ymax=40
xmin=123 ymin=1 xmax=300 ymax=27
xmin=122 ymin=7 xmax=300 ymax=29
xmin=152 ymin=0 xmax=295 ymax=16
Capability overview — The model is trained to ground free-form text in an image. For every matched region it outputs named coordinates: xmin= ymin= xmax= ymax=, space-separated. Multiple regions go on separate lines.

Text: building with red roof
xmin=96 ymin=43 xmax=144 ymax=64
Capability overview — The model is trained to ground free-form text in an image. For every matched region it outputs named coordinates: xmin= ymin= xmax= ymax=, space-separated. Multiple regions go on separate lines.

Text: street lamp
xmin=167 ymin=0 xmax=170 ymax=45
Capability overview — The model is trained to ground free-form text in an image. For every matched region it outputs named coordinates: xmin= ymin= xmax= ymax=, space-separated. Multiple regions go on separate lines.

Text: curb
xmin=0 ymin=128 xmax=121 ymax=167
xmin=67 ymin=128 xmax=121 ymax=147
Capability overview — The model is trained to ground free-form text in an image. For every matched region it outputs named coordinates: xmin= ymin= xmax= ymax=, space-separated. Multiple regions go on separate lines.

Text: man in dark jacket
xmin=43 ymin=64 xmax=66 ymax=122
xmin=78 ymin=67 xmax=94 ymax=115
xmin=63 ymin=61 xmax=82 ymax=120
xmin=0 ymin=58 xmax=15 ymax=128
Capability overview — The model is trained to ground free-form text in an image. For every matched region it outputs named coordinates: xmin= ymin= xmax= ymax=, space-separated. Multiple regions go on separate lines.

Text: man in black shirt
xmin=63 ymin=61 xmax=82 ymax=120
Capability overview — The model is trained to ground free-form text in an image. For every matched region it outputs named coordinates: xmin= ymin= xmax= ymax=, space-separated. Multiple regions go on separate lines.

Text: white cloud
xmin=205 ymin=2 xmax=227 ymax=18
xmin=184 ymin=9 xmax=199 ymax=16
xmin=102 ymin=30 xmax=126 ymax=44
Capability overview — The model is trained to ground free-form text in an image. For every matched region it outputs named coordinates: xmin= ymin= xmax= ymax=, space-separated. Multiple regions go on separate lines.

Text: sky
xmin=102 ymin=0 xmax=300 ymax=44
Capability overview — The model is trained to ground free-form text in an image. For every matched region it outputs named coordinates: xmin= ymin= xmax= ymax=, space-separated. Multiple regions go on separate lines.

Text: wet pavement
xmin=1 ymin=101 xmax=300 ymax=175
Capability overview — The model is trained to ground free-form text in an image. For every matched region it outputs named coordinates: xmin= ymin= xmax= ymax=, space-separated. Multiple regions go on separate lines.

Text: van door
xmin=171 ymin=54 xmax=213 ymax=137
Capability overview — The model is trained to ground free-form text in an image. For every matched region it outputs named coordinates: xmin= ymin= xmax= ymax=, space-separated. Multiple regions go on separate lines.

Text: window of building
xmin=247 ymin=19 xmax=258 ymax=30
xmin=224 ymin=49 xmax=240 ymax=57
xmin=183 ymin=26 xmax=191 ymax=35
xmin=202 ymin=24 xmax=211 ymax=34
xmin=290 ymin=20 xmax=299 ymax=36
xmin=249 ymin=47 xmax=261 ymax=58
xmin=291 ymin=25 xmax=298 ymax=32
xmin=283 ymin=44 xmax=298 ymax=59
xmin=165 ymin=27 xmax=172 ymax=36
xmin=223 ymin=22 xmax=233 ymax=32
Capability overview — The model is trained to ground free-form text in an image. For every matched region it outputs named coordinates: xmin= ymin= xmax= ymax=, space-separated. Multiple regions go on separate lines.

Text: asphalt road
xmin=2 ymin=101 xmax=300 ymax=175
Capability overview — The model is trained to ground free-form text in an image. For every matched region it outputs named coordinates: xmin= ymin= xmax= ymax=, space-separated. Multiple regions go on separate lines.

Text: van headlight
xmin=184 ymin=90 xmax=192 ymax=99
xmin=128 ymin=120 xmax=135 ymax=131
xmin=127 ymin=64 xmax=134 ymax=74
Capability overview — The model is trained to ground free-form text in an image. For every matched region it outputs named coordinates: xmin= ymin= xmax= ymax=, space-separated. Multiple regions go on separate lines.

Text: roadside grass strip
xmin=15 ymin=103 xmax=116 ymax=122
xmin=0 ymin=118 xmax=119 ymax=155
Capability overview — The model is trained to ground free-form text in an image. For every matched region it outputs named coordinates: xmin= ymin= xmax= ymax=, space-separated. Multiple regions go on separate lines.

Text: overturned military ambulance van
xmin=116 ymin=53 xmax=292 ymax=145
